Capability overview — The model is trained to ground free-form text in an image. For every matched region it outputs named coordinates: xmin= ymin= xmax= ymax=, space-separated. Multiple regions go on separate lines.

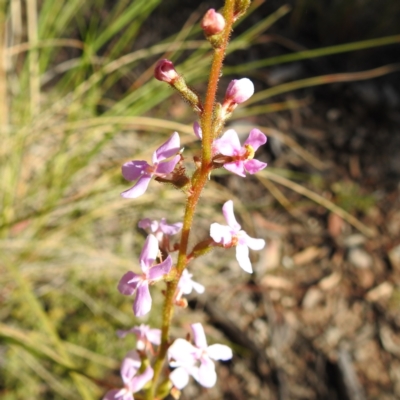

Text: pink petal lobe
xmin=197 ymin=357 xmax=217 ymax=388
xmin=146 ymin=329 xmax=161 ymax=345
xmin=169 ymin=367 xmax=190 ymax=389
xmin=154 ymin=132 xmax=180 ymax=162
xmin=236 ymin=244 xmax=253 ymax=273
xmin=168 ymin=339 xmax=197 ymax=363
xmin=222 ymin=200 xmax=241 ymax=231
xmin=191 ymin=280 xmax=205 ymax=294
xmin=121 ymin=175 xmax=151 ymax=199
xmin=139 ymin=234 xmax=159 ymax=270
xmin=244 ymin=128 xmax=267 ymax=150
xmin=121 ymin=160 xmax=148 ymax=181
xmin=242 ymin=233 xmax=265 ymax=250
xmin=214 ymin=129 xmax=241 ymax=156
xmin=160 ymin=219 xmax=182 ymax=235
xmin=129 ymin=366 xmax=154 ymax=393
xmin=210 ymin=223 xmax=232 ymax=246
xmin=193 ymin=121 xmax=202 ymax=139
xmin=121 ymin=350 xmax=141 ymax=384
xmin=148 ymin=255 xmax=172 ymax=280
xmin=118 ymin=272 xmax=140 ymax=295
xmin=155 ymin=155 xmax=180 ymax=175
xmin=191 ymin=323 xmax=208 ymax=349
xmin=134 ymin=282 xmax=152 ymax=317
xmin=207 ymin=344 xmax=233 ymax=361
xmin=244 ymin=159 xmax=267 ymax=174
xmin=223 ymin=161 xmax=246 ymax=177
xmin=138 ymin=218 xmax=154 ymax=231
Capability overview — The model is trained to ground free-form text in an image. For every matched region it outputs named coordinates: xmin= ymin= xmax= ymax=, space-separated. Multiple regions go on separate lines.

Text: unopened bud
xmin=154 ymin=59 xmax=179 ymax=83
xmin=224 ymin=78 xmax=254 ymax=104
xmin=201 ymin=9 xmax=225 ymax=36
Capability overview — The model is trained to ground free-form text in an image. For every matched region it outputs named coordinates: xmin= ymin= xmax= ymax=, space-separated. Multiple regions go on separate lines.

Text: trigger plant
xmin=106 ymin=1 xmax=267 ymax=398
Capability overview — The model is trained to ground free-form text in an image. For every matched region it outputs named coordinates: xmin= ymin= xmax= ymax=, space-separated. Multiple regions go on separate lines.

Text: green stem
xmin=146 ymin=1 xmax=236 ymax=399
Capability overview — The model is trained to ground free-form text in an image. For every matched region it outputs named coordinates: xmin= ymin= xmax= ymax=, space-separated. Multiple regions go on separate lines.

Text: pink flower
xmin=224 ymin=78 xmax=254 ymax=105
xmin=213 ymin=128 xmax=267 ymax=177
xmin=118 ymin=234 xmax=172 ymax=317
xmin=168 ymin=323 xmax=232 ymax=389
xmin=117 ymin=324 xmax=161 ymax=351
xmin=210 ymin=200 xmax=265 ymax=273
xmin=193 ymin=121 xmax=202 ymax=140
xmin=121 ymin=132 xmax=181 ymax=199
xmin=154 ymin=59 xmax=179 ymax=83
xmin=103 ymin=350 xmax=153 ymax=400
xmin=201 ymin=9 xmax=225 ymax=36
xmin=177 ymin=269 xmax=205 ymax=298
xmin=138 ymin=218 xmax=182 ymax=243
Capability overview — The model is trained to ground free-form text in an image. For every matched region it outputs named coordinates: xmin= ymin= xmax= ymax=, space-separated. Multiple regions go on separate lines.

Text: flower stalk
xmin=110 ymin=1 xmax=268 ymax=399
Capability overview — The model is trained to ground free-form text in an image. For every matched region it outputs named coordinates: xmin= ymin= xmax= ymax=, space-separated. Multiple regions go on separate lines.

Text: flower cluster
xmin=103 ymin=350 xmax=153 ymax=400
xmin=168 ymin=323 xmax=232 ymax=389
xmin=107 ymin=3 xmax=267 ymax=399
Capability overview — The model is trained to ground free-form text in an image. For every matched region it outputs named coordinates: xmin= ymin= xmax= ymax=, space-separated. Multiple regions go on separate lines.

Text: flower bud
xmin=201 ymin=9 xmax=225 ymax=36
xmin=224 ymin=78 xmax=254 ymax=104
xmin=154 ymin=59 xmax=179 ymax=83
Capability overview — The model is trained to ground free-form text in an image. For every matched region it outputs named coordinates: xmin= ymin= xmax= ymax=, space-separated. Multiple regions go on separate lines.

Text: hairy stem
xmin=146 ymin=1 xmax=236 ymax=398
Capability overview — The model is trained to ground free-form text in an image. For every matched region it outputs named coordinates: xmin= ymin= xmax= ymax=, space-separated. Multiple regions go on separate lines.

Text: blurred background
xmin=1 ymin=0 xmax=400 ymax=399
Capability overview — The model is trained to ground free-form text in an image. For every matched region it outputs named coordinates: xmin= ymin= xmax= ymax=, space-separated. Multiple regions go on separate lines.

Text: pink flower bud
xmin=224 ymin=78 xmax=254 ymax=104
xmin=201 ymin=9 xmax=225 ymax=36
xmin=154 ymin=59 xmax=179 ymax=83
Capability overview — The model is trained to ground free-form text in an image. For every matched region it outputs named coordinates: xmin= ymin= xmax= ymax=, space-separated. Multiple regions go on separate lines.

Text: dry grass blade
xmin=249 ymin=63 xmax=400 ymax=104
xmin=257 ymin=171 xmax=377 ymax=238
xmin=0 ymin=3 xmax=7 ymax=129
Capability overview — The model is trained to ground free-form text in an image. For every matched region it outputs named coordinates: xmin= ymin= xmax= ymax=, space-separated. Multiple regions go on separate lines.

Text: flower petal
xmin=223 ymin=160 xmax=246 ymax=177
xmin=118 ymin=271 xmax=140 ymax=295
xmin=244 ymin=159 xmax=267 ymax=175
xmin=191 ymin=323 xmax=208 ymax=349
xmin=210 ymin=223 xmax=233 ymax=246
xmin=241 ymin=233 xmax=265 ymax=251
xmin=139 ymin=234 xmax=159 ymax=271
xmin=134 ymin=282 xmax=152 ymax=317
xmin=129 ymin=366 xmax=154 ymax=393
xmin=235 ymin=244 xmax=253 ymax=273
xmin=121 ymin=350 xmax=141 ymax=384
xmin=138 ymin=218 xmax=158 ymax=232
xmin=153 ymin=132 xmax=180 ymax=162
xmin=214 ymin=129 xmax=241 ymax=156
xmin=155 ymin=155 xmax=180 ymax=175
xmin=193 ymin=121 xmax=202 ymax=139
xmin=168 ymin=338 xmax=197 ymax=364
xmin=222 ymin=200 xmax=241 ymax=231
xmin=121 ymin=160 xmax=148 ymax=181
xmin=146 ymin=328 xmax=162 ymax=345
xmin=207 ymin=344 xmax=233 ymax=361
xmin=159 ymin=219 xmax=183 ymax=235
xmin=191 ymin=280 xmax=205 ymax=294
xmin=148 ymin=255 xmax=172 ymax=280
xmin=196 ymin=357 xmax=217 ymax=388
xmin=121 ymin=175 xmax=152 ymax=199
xmin=244 ymin=128 xmax=267 ymax=151
xmin=169 ymin=367 xmax=190 ymax=390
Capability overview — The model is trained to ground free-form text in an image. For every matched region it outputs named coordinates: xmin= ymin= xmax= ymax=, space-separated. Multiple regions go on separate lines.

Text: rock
xmin=348 ymin=248 xmax=373 ymax=269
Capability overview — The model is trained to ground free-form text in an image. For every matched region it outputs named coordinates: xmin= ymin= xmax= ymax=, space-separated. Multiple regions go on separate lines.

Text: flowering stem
xmin=146 ymin=2 xmax=236 ymax=399
xmin=201 ymin=0 xmax=236 ymax=164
